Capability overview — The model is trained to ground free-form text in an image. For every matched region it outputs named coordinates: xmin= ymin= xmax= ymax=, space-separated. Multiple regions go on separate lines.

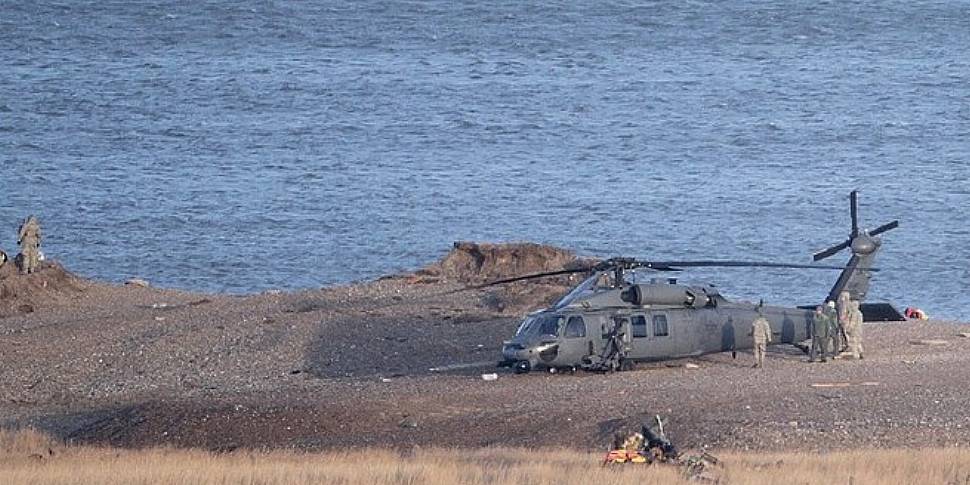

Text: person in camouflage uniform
xmin=17 ymin=215 xmax=42 ymax=275
xmin=835 ymin=291 xmax=852 ymax=354
xmin=844 ymin=299 xmax=865 ymax=359
xmin=751 ymin=306 xmax=772 ymax=368
xmin=824 ymin=301 xmax=840 ymax=359
xmin=810 ymin=305 xmax=830 ymax=362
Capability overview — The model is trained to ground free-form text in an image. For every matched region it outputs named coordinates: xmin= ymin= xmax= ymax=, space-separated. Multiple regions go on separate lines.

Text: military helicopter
xmin=488 ymin=191 xmax=900 ymax=373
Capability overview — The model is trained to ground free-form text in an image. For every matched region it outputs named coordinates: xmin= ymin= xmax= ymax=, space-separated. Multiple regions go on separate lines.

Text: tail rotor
xmin=813 ymin=190 xmax=898 ymax=303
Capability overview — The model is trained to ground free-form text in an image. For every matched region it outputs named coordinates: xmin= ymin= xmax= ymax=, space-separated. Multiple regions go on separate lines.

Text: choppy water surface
xmin=2 ymin=1 xmax=968 ymax=318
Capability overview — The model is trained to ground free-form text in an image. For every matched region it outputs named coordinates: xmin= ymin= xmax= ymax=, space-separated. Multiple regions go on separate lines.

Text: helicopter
xmin=488 ymin=190 xmax=900 ymax=373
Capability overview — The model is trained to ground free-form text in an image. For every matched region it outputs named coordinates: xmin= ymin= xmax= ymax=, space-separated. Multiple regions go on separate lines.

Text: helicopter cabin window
xmin=653 ymin=314 xmax=669 ymax=337
xmin=631 ymin=315 xmax=649 ymax=338
xmin=564 ymin=316 xmax=586 ymax=338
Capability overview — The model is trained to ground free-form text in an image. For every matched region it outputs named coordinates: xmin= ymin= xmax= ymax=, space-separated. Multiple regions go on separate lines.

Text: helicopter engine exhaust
xmin=620 ymin=284 xmax=710 ymax=308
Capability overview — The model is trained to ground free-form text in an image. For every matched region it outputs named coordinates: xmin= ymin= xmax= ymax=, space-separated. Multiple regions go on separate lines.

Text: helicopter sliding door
xmin=627 ymin=312 xmax=679 ymax=361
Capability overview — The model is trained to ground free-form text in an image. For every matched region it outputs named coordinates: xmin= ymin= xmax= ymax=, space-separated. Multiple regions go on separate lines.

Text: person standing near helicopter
xmin=750 ymin=306 xmax=772 ymax=368
xmin=844 ymin=299 xmax=865 ymax=359
xmin=824 ymin=300 xmax=840 ymax=359
xmin=810 ymin=305 xmax=830 ymax=362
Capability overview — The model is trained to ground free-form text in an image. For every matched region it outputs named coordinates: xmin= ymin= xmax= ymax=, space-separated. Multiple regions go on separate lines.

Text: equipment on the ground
xmin=490 ymin=191 xmax=901 ymax=373
xmin=602 ymin=416 xmax=719 ymax=481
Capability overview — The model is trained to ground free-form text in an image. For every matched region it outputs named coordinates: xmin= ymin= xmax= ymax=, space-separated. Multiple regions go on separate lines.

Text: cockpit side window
xmin=653 ymin=314 xmax=669 ymax=337
xmin=631 ymin=315 xmax=648 ymax=338
xmin=564 ymin=316 xmax=586 ymax=338
xmin=515 ymin=315 xmax=562 ymax=337
xmin=538 ymin=316 xmax=560 ymax=336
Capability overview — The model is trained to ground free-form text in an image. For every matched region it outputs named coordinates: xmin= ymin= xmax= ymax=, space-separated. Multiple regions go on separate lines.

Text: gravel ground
xmin=1 ymin=256 xmax=968 ymax=453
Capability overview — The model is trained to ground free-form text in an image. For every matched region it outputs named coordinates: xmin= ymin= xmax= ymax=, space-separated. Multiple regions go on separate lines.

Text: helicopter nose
xmin=502 ymin=342 xmax=525 ymax=360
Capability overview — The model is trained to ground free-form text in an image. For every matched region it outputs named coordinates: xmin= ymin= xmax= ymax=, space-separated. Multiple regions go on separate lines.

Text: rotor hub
xmin=851 ymin=234 xmax=878 ymax=255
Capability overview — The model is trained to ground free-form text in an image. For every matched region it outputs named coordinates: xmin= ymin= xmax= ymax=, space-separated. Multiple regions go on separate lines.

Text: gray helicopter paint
xmin=503 ymin=296 xmax=824 ymax=369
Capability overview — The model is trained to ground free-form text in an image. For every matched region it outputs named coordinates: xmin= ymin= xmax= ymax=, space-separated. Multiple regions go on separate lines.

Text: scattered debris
xmin=125 ymin=278 xmax=150 ymax=288
xmin=398 ymin=417 xmax=418 ymax=429
xmin=428 ymin=361 xmax=495 ymax=372
xmin=810 ymin=382 xmax=879 ymax=388
xmin=602 ymin=416 xmax=722 ymax=481
xmin=902 ymin=359 xmax=916 ymax=364
xmin=380 ymin=377 xmax=392 ymax=383
xmin=684 ymin=362 xmax=700 ymax=369
xmin=958 ymin=332 xmax=970 ymax=339
xmin=909 ymin=339 xmax=948 ymax=346
xmin=481 ymin=373 xmax=498 ymax=381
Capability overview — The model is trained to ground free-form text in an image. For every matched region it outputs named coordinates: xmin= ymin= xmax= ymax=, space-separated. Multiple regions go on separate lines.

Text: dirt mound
xmin=427 ymin=241 xmax=589 ymax=283
xmin=0 ymin=261 xmax=88 ymax=316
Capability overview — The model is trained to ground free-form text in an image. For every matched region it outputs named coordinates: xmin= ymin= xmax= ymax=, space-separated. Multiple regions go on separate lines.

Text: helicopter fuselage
xmin=500 ymin=282 xmax=813 ymax=372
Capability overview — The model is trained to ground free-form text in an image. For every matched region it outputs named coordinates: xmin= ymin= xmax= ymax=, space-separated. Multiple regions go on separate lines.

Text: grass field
xmin=2 ymin=428 xmax=970 ymax=485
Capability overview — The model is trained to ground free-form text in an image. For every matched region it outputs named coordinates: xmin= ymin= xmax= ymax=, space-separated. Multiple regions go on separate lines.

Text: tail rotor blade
xmin=850 ymin=190 xmax=859 ymax=237
xmin=813 ymin=239 xmax=851 ymax=261
xmin=869 ymin=220 xmax=899 ymax=237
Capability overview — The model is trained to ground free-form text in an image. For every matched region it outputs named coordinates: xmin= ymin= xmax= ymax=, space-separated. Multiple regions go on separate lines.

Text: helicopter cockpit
xmin=513 ymin=314 xmax=562 ymax=338
xmin=552 ymin=270 xmax=614 ymax=310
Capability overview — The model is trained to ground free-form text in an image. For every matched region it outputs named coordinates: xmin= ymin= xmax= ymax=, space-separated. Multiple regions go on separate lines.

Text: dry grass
xmin=2 ymin=428 xmax=970 ymax=485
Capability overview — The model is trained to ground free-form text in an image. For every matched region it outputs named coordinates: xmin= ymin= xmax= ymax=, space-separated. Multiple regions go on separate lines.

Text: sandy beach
xmin=2 ymin=243 xmax=968 ymax=453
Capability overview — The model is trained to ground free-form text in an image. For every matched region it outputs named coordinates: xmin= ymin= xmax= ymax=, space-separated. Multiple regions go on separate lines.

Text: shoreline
xmin=2 ymin=244 xmax=969 ymax=454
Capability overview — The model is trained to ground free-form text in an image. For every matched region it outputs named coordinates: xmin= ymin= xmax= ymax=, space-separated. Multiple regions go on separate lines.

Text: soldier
xmin=824 ymin=300 xmax=840 ymax=359
xmin=835 ymin=291 xmax=852 ymax=353
xmin=845 ymin=300 xmax=865 ymax=359
xmin=17 ymin=215 xmax=42 ymax=275
xmin=810 ymin=305 xmax=830 ymax=362
xmin=751 ymin=306 xmax=772 ymax=368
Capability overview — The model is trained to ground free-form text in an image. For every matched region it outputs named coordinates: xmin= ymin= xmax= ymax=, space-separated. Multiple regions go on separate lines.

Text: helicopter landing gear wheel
xmin=513 ymin=360 xmax=531 ymax=374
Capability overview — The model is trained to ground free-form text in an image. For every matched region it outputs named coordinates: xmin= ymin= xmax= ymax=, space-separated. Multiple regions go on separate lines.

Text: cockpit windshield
xmin=515 ymin=314 xmax=563 ymax=337
xmin=552 ymin=270 xmax=611 ymax=309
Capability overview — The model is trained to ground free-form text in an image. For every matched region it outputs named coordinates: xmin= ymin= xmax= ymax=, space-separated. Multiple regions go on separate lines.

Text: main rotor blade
xmin=813 ymin=239 xmax=850 ymax=261
xmin=645 ymin=261 xmax=850 ymax=271
xmin=850 ymin=190 xmax=859 ymax=238
xmin=465 ymin=267 xmax=592 ymax=289
xmin=869 ymin=220 xmax=899 ymax=237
